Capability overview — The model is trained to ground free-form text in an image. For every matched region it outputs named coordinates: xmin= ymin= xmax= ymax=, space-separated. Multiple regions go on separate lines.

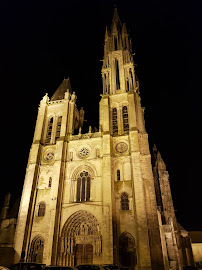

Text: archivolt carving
xmin=58 ymin=210 xmax=102 ymax=266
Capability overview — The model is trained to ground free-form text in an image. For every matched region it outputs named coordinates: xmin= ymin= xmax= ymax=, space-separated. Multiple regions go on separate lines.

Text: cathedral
xmin=10 ymin=9 xmax=194 ymax=270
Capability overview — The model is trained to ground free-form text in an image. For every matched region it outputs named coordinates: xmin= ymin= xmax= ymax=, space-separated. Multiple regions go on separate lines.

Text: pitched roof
xmin=50 ymin=78 xmax=72 ymax=101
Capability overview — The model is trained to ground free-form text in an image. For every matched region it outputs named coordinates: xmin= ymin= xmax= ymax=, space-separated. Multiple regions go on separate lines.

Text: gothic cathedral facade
xmin=13 ymin=9 xmax=193 ymax=270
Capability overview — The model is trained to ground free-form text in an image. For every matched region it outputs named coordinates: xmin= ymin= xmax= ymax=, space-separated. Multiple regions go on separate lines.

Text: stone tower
xmin=13 ymin=9 xmax=192 ymax=270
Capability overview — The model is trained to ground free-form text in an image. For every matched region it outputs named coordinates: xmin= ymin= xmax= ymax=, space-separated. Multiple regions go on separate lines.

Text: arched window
xmin=114 ymin=36 xmax=118 ymax=50
xmin=76 ymin=171 xmax=90 ymax=202
xmin=126 ymin=78 xmax=130 ymax=92
xmin=112 ymin=108 xmax=118 ymax=135
xmin=117 ymin=170 xmax=121 ymax=181
xmin=38 ymin=202 xmax=46 ymax=217
xmin=28 ymin=236 xmax=44 ymax=263
xmin=108 ymin=73 xmax=110 ymax=93
xmin=119 ymin=233 xmax=137 ymax=267
xmin=55 ymin=116 xmax=62 ymax=140
xmin=129 ymin=68 xmax=134 ymax=89
xmin=121 ymin=192 xmax=129 ymax=210
xmin=104 ymin=74 xmax=107 ymax=94
xmin=122 ymin=106 xmax=129 ymax=133
xmin=46 ymin=117 xmax=53 ymax=144
xmin=115 ymin=59 xmax=120 ymax=90
xmin=48 ymin=177 xmax=52 ymax=188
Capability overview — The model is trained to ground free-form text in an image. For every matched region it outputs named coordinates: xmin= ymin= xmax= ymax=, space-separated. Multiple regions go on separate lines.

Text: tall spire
xmin=111 ymin=7 xmax=122 ymax=32
xmin=102 ymin=9 xmax=138 ymax=95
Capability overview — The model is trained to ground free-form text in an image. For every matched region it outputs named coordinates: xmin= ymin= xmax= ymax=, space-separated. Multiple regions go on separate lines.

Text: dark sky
xmin=0 ymin=0 xmax=201 ymax=230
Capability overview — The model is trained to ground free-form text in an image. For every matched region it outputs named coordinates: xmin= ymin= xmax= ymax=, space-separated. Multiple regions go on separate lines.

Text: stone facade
xmin=13 ymin=9 xmax=194 ymax=270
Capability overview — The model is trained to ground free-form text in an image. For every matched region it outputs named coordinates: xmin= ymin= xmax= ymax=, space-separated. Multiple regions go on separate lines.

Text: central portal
xmin=58 ymin=210 xmax=102 ymax=266
xmin=75 ymin=244 xmax=93 ymax=265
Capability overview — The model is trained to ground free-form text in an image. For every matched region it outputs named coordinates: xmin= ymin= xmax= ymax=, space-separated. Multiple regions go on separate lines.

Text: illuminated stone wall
xmin=12 ymin=9 xmax=194 ymax=270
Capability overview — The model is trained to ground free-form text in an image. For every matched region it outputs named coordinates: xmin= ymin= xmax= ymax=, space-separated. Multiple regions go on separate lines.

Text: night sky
xmin=0 ymin=0 xmax=201 ymax=231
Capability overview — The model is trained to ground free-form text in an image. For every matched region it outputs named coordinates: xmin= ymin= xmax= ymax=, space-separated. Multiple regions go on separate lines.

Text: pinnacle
xmin=105 ymin=26 xmax=110 ymax=40
xmin=122 ymin=23 xmax=127 ymax=34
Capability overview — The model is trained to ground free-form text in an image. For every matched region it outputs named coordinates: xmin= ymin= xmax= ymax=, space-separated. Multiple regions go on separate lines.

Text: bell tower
xmin=14 ymin=78 xmax=84 ymax=264
xmin=100 ymin=8 xmax=165 ymax=269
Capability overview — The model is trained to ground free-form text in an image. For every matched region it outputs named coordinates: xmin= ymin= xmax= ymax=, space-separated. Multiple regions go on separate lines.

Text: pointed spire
xmin=105 ymin=26 xmax=110 ymax=41
xmin=157 ymin=151 xmax=166 ymax=170
xmin=111 ymin=7 xmax=122 ymax=32
xmin=153 ymin=144 xmax=157 ymax=152
xmin=112 ymin=8 xmax=121 ymax=26
xmin=122 ymin=23 xmax=128 ymax=35
xmin=50 ymin=78 xmax=72 ymax=101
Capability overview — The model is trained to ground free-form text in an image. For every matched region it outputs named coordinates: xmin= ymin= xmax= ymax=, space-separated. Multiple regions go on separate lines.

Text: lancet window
xmin=46 ymin=117 xmax=53 ymax=144
xmin=112 ymin=108 xmax=118 ymax=135
xmin=107 ymin=73 xmax=110 ymax=94
xmin=117 ymin=170 xmax=121 ymax=181
xmin=76 ymin=171 xmax=90 ymax=202
xmin=122 ymin=106 xmax=129 ymax=133
xmin=104 ymin=74 xmax=107 ymax=94
xmin=38 ymin=202 xmax=46 ymax=217
xmin=121 ymin=192 xmax=129 ymax=210
xmin=114 ymin=36 xmax=118 ymax=50
xmin=28 ymin=236 xmax=44 ymax=263
xmin=129 ymin=68 xmax=134 ymax=89
xmin=115 ymin=59 xmax=120 ymax=90
xmin=48 ymin=177 xmax=52 ymax=188
xmin=55 ymin=116 xmax=62 ymax=140
xmin=126 ymin=78 xmax=130 ymax=91
xmin=119 ymin=233 xmax=137 ymax=267
xmin=103 ymin=73 xmax=110 ymax=95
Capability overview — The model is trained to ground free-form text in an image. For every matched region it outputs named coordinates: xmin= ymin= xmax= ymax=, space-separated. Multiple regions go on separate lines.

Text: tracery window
xmin=122 ymin=106 xmax=129 ymax=133
xmin=121 ymin=192 xmax=129 ymax=210
xmin=76 ymin=171 xmax=90 ymax=202
xmin=38 ymin=202 xmax=46 ymax=217
xmin=55 ymin=116 xmax=62 ymax=140
xmin=29 ymin=236 xmax=44 ymax=263
xmin=46 ymin=117 xmax=53 ymax=144
xmin=112 ymin=108 xmax=118 ymax=135
xmin=117 ymin=170 xmax=120 ymax=181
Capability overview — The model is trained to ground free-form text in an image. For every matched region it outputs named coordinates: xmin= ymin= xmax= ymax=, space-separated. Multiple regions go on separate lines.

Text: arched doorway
xmin=28 ymin=235 xmax=44 ymax=263
xmin=58 ymin=210 xmax=102 ymax=266
xmin=119 ymin=232 xmax=137 ymax=268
